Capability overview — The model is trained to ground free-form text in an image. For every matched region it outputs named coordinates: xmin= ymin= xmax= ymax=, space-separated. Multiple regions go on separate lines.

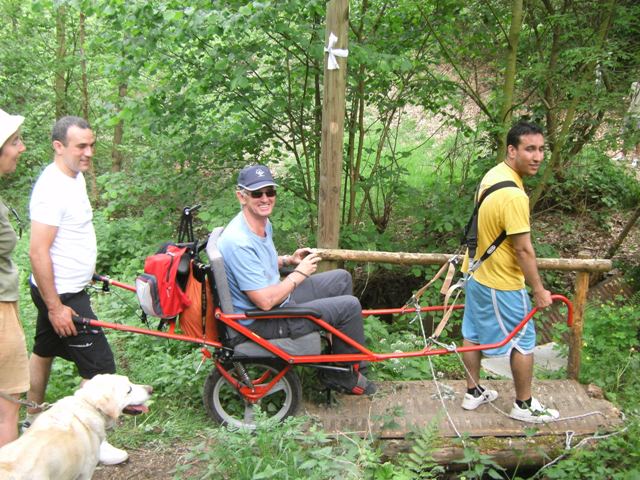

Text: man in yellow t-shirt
xmin=460 ymin=121 xmax=559 ymax=423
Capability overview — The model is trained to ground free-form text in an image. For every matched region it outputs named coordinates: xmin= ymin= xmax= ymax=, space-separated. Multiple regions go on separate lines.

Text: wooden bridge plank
xmin=302 ymin=380 xmax=622 ymax=439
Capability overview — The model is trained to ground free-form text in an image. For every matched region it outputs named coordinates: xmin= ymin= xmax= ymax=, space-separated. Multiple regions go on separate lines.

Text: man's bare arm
xmin=29 ymin=220 xmax=78 ymax=336
xmin=246 ymin=253 xmax=321 ymax=310
xmin=511 ymin=232 xmax=552 ymax=309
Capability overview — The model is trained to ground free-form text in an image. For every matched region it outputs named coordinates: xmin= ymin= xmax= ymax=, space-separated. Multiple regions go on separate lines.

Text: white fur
xmin=0 ymin=374 xmax=151 ymax=480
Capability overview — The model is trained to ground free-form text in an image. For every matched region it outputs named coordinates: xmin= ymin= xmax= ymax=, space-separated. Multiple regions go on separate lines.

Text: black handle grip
xmin=71 ymin=315 xmax=101 ymax=334
xmin=71 ymin=315 xmax=89 ymax=326
xmin=184 ymin=204 xmax=201 ymax=215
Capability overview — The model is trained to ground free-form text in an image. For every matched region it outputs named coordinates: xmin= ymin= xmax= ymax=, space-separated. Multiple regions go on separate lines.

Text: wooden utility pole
xmin=317 ymin=0 xmax=349 ymax=269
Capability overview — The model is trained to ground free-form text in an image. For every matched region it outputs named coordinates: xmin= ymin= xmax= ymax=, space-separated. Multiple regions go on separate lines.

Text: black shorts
xmin=30 ymin=282 xmax=116 ymax=379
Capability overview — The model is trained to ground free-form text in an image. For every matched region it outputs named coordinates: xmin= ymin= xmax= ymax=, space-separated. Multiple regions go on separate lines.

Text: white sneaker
xmin=99 ymin=440 xmax=129 ymax=465
xmin=509 ymin=397 xmax=559 ymax=423
xmin=461 ymin=388 xmax=498 ymax=410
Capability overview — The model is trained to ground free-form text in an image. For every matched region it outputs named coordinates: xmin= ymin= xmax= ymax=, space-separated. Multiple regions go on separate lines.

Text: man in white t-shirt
xmin=24 ymin=116 xmax=127 ymax=465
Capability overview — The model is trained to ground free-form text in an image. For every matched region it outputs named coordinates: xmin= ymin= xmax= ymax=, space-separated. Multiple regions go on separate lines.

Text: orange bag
xmin=178 ymin=263 xmax=217 ymax=342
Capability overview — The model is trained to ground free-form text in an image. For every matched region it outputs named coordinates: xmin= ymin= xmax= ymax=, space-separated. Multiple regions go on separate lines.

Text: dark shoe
xmin=19 ymin=420 xmax=31 ymax=434
xmin=357 ymin=361 xmax=369 ymax=377
xmin=319 ymin=369 xmax=377 ymax=396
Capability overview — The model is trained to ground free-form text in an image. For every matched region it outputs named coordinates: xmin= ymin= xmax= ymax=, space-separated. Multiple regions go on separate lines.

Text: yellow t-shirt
xmin=462 ymin=162 xmax=529 ymax=290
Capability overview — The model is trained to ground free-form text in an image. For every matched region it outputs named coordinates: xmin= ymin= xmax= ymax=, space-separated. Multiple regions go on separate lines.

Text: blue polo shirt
xmin=217 ymin=211 xmax=281 ymax=323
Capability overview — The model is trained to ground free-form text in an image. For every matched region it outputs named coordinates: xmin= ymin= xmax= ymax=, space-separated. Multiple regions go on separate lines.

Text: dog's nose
xmin=144 ymin=385 xmax=153 ymax=394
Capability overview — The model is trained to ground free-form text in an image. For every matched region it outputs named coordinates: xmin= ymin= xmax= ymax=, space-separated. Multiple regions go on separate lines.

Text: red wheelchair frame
xmin=80 ymin=273 xmax=573 ymax=428
xmin=74 ymin=205 xmax=574 ymax=428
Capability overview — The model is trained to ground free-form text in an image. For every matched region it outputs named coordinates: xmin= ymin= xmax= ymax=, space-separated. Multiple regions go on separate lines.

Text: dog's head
xmin=77 ymin=374 xmax=152 ymax=421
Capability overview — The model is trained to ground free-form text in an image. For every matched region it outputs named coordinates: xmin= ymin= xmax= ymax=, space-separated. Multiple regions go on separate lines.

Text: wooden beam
xmin=314 ymin=248 xmax=612 ymax=273
xmin=317 ymin=0 xmax=349 ymax=269
xmin=568 ymin=251 xmax=591 ymax=379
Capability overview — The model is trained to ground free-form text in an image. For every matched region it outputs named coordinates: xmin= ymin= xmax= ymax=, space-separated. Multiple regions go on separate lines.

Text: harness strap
xmin=200 ymin=267 xmax=208 ymax=337
xmin=439 ymin=260 xmax=457 ymax=295
xmin=402 ymin=256 xmax=460 ymax=312
xmin=467 ymin=230 xmax=509 ymax=274
xmin=431 ymin=277 xmax=465 ymax=338
xmin=462 ymin=180 xmax=519 ymax=269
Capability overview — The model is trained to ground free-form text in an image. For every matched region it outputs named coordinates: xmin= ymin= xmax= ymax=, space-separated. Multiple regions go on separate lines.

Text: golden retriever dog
xmin=0 ymin=374 xmax=151 ymax=480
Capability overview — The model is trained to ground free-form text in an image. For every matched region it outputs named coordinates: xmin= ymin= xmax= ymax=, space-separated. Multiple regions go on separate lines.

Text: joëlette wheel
xmin=203 ymin=359 xmax=302 ymax=429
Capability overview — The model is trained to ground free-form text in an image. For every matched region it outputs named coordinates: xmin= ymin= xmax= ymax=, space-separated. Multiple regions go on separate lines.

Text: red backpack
xmin=135 ymin=245 xmax=191 ymax=318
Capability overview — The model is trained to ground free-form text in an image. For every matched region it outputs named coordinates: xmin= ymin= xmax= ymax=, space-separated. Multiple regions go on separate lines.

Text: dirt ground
xmin=92 ymin=445 xmax=192 ymax=480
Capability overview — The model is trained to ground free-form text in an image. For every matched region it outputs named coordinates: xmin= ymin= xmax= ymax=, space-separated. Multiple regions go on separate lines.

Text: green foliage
xmin=578 ymin=299 xmax=640 ymax=408
xmin=174 ymin=412 xmax=384 ymax=480
xmin=422 ymin=179 xmax=475 ymax=252
xmin=541 ymin=416 xmax=640 ymax=480
xmin=398 ymin=421 xmax=446 ymax=479
xmin=453 ymin=436 xmax=507 ymax=480
xmin=365 ymin=314 xmax=465 ymax=381
xmin=535 ymin=149 xmax=640 ymax=217
xmin=543 ymin=297 xmax=640 ymax=478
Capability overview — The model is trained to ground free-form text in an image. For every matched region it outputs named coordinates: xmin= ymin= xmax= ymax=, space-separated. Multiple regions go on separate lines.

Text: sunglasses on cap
xmin=245 ymin=188 xmax=277 ymax=199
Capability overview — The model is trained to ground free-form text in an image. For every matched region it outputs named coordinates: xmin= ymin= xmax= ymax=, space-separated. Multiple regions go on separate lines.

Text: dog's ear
xmin=80 ymin=374 xmax=127 ymax=420
xmin=91 ymin=390 xmax=121 ymax=420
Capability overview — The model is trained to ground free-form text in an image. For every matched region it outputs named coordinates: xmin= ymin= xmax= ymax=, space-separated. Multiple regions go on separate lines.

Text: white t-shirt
xmin=29 ymin=163 xmax=97 ymax=294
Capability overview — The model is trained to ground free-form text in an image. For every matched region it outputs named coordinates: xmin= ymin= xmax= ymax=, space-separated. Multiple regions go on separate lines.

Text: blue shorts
xmin=462 ymin=277 xmax=535 ymax=357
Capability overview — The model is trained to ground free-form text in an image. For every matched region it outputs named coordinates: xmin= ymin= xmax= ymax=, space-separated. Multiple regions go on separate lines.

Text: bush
xmin=534 ymin=150 xmax=640 ymax=215
xmin=579 ymin=299 xmax=640 ymax=408
xmin=541 ymin=416 xmax=640 ymax=480
xmin=174 ymin=412 xmax=388 ymax=480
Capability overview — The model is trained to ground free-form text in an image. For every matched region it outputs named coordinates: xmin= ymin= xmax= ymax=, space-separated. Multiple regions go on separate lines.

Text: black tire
xmin=203 ymin=359 xmax=302 ymax=429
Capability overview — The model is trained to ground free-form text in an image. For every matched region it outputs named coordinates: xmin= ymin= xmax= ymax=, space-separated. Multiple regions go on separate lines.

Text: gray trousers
xmin=247 ymin=269 xmax=365 ymax=355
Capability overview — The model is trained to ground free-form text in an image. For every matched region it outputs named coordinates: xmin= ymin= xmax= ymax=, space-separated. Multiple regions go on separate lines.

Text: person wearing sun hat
xmin=217 ymin=164 xmax=376 ymax=395
xmin=0 ymin=108 xmax=29 ymax=447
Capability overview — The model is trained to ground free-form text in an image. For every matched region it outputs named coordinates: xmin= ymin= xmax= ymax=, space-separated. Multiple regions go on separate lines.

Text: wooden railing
xmin=315 ymin=248 xmax=612 ymax=380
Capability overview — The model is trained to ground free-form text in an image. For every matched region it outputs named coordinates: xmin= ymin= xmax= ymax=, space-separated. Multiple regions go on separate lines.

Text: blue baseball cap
xmin=237 ymin=165 xmax=278 ymax=191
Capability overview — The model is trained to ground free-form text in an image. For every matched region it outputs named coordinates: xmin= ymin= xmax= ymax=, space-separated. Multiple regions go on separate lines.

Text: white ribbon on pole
xmin=324 ymin=32 xmax=348 ymax=70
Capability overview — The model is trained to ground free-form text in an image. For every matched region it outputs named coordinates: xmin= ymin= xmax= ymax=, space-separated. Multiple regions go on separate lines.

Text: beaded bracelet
xmin=286 ymin=276 xmax=297 ymax=289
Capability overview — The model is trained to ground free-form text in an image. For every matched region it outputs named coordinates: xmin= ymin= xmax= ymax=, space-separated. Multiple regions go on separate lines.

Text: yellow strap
xmin=439 ymin=261 xmax=456 ymax=295
xmin=432 ymin=278 xmax=465 ymax=338
xmin=401 ymin=261 xmax=450 ymax=312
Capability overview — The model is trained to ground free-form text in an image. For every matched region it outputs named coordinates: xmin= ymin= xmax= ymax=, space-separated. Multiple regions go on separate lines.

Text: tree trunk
xmin=605 ymin=204 xmax=640 ymax=259
xmin=496 ymin=0 xmax=523 ymax=162
xmin=54 ymin=5 xmax=67 ymax=118
xmin=590 ymin=203 xmax=640 ymax=286
xmin=317 ymin=0 xmax=349 ymax=269
xmin=111 ymin=83 xmax=127 ymax=173
xmin=79 ymin=12 xmax=98 ymax=199
xmin=529 ymin=0 xmax=617 ymax=209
